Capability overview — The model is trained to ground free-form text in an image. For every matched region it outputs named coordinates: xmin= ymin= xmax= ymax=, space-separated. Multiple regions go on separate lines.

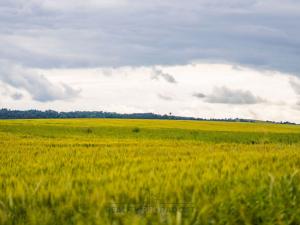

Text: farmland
xmin=0 ymin=119 xmax=300 ymax=225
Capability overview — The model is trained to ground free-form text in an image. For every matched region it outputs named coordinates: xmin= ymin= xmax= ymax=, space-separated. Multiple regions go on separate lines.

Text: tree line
xmin=0 ymin=108 xmax=296 ymax=124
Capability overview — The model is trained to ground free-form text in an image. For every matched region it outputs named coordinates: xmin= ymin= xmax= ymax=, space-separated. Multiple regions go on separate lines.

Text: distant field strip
xmin=0 ymin=119 xmax=300 ymax=225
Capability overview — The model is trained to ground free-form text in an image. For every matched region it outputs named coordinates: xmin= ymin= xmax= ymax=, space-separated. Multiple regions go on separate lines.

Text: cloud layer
xmin=0 ymin=0 xmax=300 ymax=75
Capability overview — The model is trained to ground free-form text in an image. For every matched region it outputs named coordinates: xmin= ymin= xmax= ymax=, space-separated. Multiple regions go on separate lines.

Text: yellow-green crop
xmin=0 ymin=119 xmax=300 ymax=225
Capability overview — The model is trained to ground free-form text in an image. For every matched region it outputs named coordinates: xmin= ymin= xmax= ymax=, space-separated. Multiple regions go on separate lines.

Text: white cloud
xmin=2 ymin=63 xmax=299 ymax=122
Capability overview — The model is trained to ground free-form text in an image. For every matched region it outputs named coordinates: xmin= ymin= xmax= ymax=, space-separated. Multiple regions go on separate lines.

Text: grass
xmin=0 ymin=119 xmax=300 ymax=225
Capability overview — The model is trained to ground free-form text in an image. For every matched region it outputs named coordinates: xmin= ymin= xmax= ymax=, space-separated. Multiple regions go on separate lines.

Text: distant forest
xmin=0 ymin=108 xmax=297 ymax=125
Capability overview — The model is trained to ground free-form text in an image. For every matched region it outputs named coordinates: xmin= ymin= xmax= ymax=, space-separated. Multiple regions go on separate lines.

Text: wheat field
xmin=0 ymin=119 xmax=300 ymax=225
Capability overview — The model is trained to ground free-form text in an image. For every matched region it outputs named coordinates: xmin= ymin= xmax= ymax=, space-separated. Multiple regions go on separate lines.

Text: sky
xmin=1 ymin=0 xmax=300 ymax=122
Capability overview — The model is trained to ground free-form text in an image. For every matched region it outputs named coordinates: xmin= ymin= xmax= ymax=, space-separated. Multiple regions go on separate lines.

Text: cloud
xmin=194 ymin=86 xmax=264 ymax=104
xmin=1 ymin=0 xmax=299 ymax=75
xmin=193 ymin=93 xmax=206 ymax=98
xmin=0 ymin=83 xmax=23 ymax=100
xmin=290 ymin=77 xmax=300 ymax=108
xmin=157 ymin=94 xmax=173 ymax=101
xmin=1 ymin=63 xmax=300 ymax=123
xmin=20 ymin=0 xmax=127 ymax=12
xmin=0 ymin=61 xmax=80 ymax=102
xmin=152 ymin=69 xmax=177 ymax=83
xmin=290 ymin=78 xmax=300 ymax=95
xmin=10 ymin=92 xmax=23 ymax=100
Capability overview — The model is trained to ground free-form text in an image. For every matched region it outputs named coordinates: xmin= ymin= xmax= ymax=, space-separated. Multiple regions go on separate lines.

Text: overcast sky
xmin=1 ymin=0 xmax=300 ymax=122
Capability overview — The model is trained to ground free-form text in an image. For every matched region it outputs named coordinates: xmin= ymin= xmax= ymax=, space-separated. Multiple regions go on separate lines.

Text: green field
xmin=0 ymin=119 xmax=300 ymax=225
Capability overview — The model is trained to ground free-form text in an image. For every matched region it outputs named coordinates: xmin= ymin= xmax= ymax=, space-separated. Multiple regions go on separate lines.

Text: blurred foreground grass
xmin=0 ymin=119 xmax=299 ymax=225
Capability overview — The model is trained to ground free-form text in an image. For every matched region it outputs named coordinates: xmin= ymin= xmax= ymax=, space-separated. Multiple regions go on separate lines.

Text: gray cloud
xmin=157 ymin=94 xmax=173 ymax=101
xmin=152 ymin=69 xmax=177 ymax=83
xmin=0 ymin=83 xmax=23 ymax=100
xmin=10 ymin=92 xmax=23 ymax=100
xmin=1 ymin=0 xmax=299 ymax=75
xmin=193 ymin=93 xmax=206 ymax=98
xmin=290 ymin=77 xmax=300 ymax=108
xmin=0 ymin=61 xmax=80 ymax=102
xmin=194 ymin=86 xmax=264 ymax=104
xmin=290 ymin=78 xmax=300 ymax=95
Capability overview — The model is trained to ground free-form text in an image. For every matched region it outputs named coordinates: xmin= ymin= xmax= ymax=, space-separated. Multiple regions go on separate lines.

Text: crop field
xmin=0 ymin=119 xmax=300 ymax=225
